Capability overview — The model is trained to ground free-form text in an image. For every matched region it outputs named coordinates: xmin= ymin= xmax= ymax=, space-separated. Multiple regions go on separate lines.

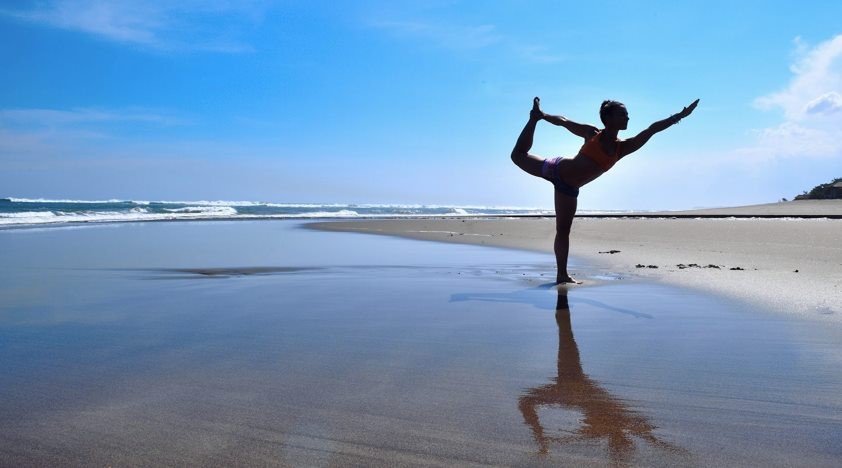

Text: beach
xmin=7 ymin=0 xmax=842 ymax=465
xmin=310 ymin=200 xmax=842 ymax=323
xmin=2 ymin=217 xmax=841 ymax=466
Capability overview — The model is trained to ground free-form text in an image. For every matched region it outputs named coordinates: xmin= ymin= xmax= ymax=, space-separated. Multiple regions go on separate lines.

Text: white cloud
xmin=805 ymin=91 xmax=842 ymax=115
xmin=0 ymin=0 xmax=266 ymax=52
xmin=754 ymin=34 xmax=842 ymax=120
xmin=749 ymin=34 xmax=842 ymax=159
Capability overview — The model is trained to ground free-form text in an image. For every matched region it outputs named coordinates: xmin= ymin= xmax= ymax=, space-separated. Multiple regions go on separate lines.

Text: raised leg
xmin=554 ymin=189 xmax=579 ymax=284
xmin=511 ymin=97 xmax=546 ymax=178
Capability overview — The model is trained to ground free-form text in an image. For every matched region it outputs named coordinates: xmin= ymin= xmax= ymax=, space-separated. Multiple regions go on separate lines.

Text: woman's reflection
xmin=518 ymin=288 xmax=676 ymax=460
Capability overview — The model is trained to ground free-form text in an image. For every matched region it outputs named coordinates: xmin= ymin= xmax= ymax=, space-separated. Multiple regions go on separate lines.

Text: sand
xmin=2 ymin=219 xmax=842 ymax=466
xmin=638 ymin=199 xmax=842 ymax=217
xmin=308 ymin=201 xmax=842 ymax=322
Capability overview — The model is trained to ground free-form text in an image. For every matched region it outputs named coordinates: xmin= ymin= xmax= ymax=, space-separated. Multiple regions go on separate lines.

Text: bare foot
xmin=530 ymin=96 xmax=544 ymax=121
xmin=556 ymin=275 xmax=581 ymax=285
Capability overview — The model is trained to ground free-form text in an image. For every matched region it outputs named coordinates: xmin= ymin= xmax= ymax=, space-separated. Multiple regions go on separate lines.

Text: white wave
xmin=279 ymin=210 xmax=360 ymax=218
xmin=162 ymin=206 xmax=238 ymax=215
xmin=0 ymin=199 xmax=563 ymax=228
xmin=352 ymin=203 xmax=552 ymax=211
xmin=5 ymin=197 xmax=130 ymax=204
xmin=3 ymin=197 xmax=557 ymax=214
xmin=263 ymin=203 xmax=350 ymax=208
xmin=4 ymin=197 xmax=260 ymax=207
xmin=1 ymin=211 xmax=56 ymax=217
xmin=0 ymin=208 xmax=551 ymax=227
xmin=0 ymin=208 xmax=360 ymax=226
xmin=0 ymin=207 xmax=237 ymax=226
xmin=0 ymin=211 xmax=57 ymax=226
xmin=151 ymin=200 xmax=354 ymax=208
xmin=152 ymin=200 xmax=268 ymax=207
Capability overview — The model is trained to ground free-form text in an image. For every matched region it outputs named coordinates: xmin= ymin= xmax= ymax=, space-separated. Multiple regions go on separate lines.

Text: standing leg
xmin=511 ymin=97 xmax=547 ymax=178
xmin=554 ymin=189 xmax=579 ymax=284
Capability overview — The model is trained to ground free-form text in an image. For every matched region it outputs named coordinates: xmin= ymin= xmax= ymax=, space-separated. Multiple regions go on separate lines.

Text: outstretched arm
xmin=533 ymin=97 xmax=598 ymax=139
xmin=620 ymin=99 xmax=699 ymax=157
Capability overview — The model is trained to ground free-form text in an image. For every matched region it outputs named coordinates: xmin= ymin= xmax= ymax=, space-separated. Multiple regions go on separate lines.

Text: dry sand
xmin=639 ymin=199 xmax=842 ymax=217
xmin=309 ymin=201 xmax=842 ymax=323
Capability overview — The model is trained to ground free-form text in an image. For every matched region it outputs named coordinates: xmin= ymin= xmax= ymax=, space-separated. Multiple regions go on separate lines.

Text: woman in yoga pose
xmin=511 ymin=97 xmax=698 ymax=283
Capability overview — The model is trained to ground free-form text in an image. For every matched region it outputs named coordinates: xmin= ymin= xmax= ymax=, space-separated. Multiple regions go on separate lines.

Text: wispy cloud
xmin=367 ymin=17 xmax=562 ymax=63
xmin=739 ymin=122 xmax=839 ymax=160
xmin=748 ymin=34 xmax=842 ymax=159
xmin=0 ymin=107 xmax=191 ymax=127
xmin=0 ymin=107 xmax=193 ymax=158
xmin=0 ymin=0 xmax=268 ymax=53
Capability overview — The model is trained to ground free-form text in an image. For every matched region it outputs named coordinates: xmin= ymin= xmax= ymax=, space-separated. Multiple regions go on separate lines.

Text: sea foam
xmin=0 ymin=197 xmax=554 ymax=228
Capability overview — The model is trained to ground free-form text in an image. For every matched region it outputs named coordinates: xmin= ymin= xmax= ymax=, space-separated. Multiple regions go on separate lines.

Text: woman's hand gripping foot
xmin=530 ymin=97 xmax=545 ymax=122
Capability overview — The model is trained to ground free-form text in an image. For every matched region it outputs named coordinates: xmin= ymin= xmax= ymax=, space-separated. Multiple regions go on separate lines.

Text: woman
xmin=511 ymin=97 xmax=699 ymax=283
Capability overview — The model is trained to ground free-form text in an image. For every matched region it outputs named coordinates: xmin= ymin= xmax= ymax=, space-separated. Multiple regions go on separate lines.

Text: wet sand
xmin=2 ymin=220 xmax=841 ymax=466
xmin=309 ymin=202 xmax=842 ymax=322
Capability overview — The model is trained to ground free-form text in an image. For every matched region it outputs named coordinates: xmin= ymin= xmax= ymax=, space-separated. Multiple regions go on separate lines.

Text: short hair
xmin=599 ymin=100 xmax=624 ymax=125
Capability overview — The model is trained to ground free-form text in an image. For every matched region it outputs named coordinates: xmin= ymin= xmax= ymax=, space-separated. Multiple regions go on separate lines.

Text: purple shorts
xmin=542 ymin=157 xmax=579 ymax=198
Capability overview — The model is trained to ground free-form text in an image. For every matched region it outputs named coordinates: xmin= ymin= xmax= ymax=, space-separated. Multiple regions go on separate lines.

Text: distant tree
xmin=794 ymin=177 xmax=842 ymax=200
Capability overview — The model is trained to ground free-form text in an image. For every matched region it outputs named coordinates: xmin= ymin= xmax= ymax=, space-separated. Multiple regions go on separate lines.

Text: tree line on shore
xmin=792 ymin=177 xmax=842 ymax=200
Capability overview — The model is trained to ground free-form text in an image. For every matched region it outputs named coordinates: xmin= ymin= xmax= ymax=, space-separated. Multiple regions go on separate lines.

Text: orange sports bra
xmin=579 ymin=131 xmax=621 ymax=171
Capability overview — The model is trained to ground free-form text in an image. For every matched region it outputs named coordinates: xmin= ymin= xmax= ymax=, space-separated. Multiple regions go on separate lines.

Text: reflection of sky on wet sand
xmin=1 ymin=221 xmax=841 ymax=466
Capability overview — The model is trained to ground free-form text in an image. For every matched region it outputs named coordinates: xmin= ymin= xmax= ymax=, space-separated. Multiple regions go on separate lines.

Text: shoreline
xmin=2 ymin=200 xmax=842 ymax=231
xmin=308 ymin=210 xmax=842 ymax=324
xmin=5 ymin=200 xmax=838 ymax=323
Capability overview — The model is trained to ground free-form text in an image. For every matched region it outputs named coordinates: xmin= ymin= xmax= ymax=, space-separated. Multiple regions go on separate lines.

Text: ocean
xmin=0 ymin=197 xmax=557 ymax=227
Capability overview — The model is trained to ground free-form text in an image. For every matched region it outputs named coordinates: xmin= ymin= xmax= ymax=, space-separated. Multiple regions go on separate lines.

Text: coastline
xmin=308 ymin=201 xmax=842 ymax=323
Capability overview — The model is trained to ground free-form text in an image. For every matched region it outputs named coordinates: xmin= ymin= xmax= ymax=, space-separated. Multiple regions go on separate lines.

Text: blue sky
xmin=1 ymin=1 xmax=841 ymax=210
